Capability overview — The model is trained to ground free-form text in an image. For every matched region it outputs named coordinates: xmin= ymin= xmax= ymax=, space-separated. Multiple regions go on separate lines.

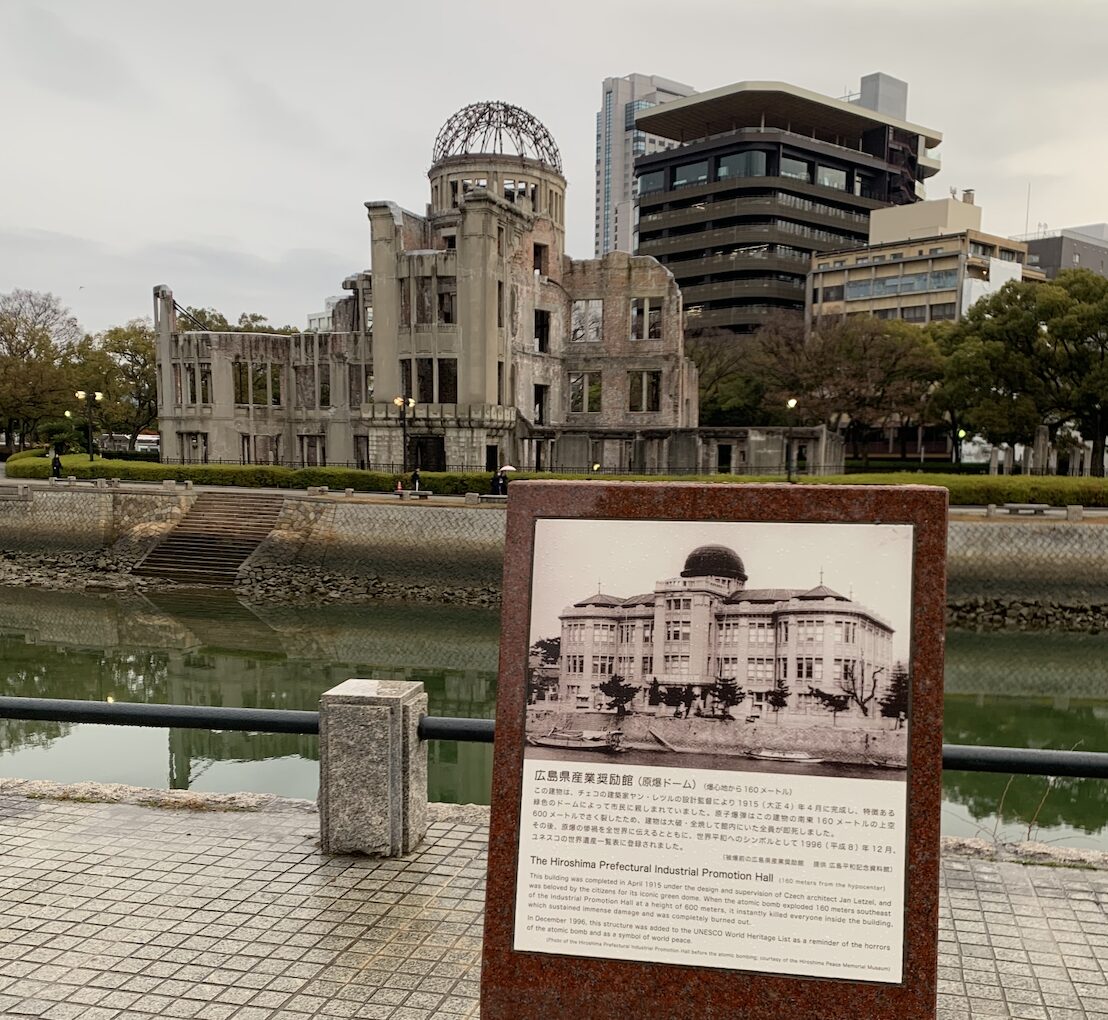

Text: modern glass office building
xmin=634 ymin=74 xmax=942 ymax=335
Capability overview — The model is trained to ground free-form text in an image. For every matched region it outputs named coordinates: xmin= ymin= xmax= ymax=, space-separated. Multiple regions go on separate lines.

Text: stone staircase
xmin=133 ymin=491 xmax=286 ymax=586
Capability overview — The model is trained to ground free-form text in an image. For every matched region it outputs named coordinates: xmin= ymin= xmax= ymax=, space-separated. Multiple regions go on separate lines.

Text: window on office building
xmin=816 ymin=166 xmax=847 ymax=190
xmin=780 ymin=156 xmax=811 ymax=182
xmin=717 ymin=151 xmax=767 ymax=180
xmin=673 ymin=160 xmax=708 ymax=188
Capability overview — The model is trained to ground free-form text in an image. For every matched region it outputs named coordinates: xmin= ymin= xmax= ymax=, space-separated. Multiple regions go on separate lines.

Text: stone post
xmin=988 ymin=448 xmax=999 ymax=475
xmin=318 ymin=678 xmax=428 ymax=857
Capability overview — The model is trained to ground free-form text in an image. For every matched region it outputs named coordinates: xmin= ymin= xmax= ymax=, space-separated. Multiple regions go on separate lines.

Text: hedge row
xmin=845 ymin=459 xmax=988 ymax=476
xmin=797 ymin=473 xmax=1108 ymax=507
xmin=5 ymin=447 xmax=48 ymax=462
xmin=9 ymin=455 xmax=1108 ymax=507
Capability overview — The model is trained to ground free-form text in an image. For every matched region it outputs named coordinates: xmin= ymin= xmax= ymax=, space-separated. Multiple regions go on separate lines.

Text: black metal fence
xmin=0 ymin=696 xmax=1104 ymax=779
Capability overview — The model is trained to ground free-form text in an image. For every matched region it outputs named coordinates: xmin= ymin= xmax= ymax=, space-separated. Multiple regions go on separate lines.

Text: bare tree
xmin=837 ymin=659 xmax=886 ymax=717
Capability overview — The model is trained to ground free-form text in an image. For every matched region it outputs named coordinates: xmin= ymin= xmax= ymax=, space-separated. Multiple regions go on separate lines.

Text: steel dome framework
xmin=432 ymin=101 xmax=563 ymax=174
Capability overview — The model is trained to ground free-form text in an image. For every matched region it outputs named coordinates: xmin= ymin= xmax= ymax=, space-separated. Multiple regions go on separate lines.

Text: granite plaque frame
xmin=482 ymin=481 xmax=946 ymax=1020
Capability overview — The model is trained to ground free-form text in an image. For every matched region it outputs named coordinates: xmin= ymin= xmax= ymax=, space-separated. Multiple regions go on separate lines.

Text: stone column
xmin=319 ymin=678 xmax=428 ymax=857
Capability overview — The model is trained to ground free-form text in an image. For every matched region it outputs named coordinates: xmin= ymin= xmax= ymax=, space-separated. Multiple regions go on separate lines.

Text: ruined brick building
xmin=154 ymin=102 xmax=840 ymax=474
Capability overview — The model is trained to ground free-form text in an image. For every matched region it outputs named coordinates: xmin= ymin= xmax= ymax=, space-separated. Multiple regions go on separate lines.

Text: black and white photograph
xmin=524 ymin=517 xmax=914 ymax=778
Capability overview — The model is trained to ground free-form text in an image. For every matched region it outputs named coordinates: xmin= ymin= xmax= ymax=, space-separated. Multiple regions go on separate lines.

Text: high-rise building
xmin=595 ymin=74 xmax=695 ymax=257
xmin=633 ymin=73 xmax=942 ymax=335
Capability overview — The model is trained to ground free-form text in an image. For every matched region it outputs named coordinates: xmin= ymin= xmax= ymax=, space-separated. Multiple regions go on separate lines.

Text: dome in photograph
xmin=432 ymin=101 xmax=563 ymax=173
xmin=681 ymin=545 xmax=747 ymax=581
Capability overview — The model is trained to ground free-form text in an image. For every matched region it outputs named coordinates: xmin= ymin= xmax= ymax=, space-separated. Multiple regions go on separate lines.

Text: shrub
xmin=9 ymin=455 xmax=1108 ymax=507
xmin=5 ymin=447 xmax=48 ymax=462
xmin=845 ymin=459 xmax=987 ymax=476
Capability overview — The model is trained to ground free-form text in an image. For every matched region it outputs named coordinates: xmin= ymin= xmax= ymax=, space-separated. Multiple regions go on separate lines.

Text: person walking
xmin=51 ymin=452 xmax=62 ymax=479
xmin=411 ymin=467 xmax=421 ymax=492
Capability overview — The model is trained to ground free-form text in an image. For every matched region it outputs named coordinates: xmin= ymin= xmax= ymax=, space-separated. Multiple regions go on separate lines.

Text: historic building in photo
xmin=556 ymin=544 xmax=895 ymax=718
xmin=154 ymin=101 xmax=709 ymax=474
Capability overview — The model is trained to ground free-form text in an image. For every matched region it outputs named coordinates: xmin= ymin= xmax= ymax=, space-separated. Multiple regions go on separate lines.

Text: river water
xmin=1 ymin=586 xmax=1106 ymax=849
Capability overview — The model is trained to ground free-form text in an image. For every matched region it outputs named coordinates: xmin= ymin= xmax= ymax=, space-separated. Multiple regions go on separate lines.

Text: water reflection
xmin=942 ymin=630 xmax=1108 ymax=848
xmin=3 ymin=588 xmax=1108 ymax=847
xmin=0 ymin=587 xmax=497 ymax=803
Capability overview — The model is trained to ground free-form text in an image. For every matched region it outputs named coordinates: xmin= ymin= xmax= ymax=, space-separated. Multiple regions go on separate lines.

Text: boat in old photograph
xmin=748 ymin=749 xmax=826 ymax=764
xmin=527 ymin=728 xmax=625 ymax=753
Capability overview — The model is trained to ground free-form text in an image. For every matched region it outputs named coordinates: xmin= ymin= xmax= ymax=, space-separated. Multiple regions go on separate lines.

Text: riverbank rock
xmin=234 ymin=564 xmax=502 ymax=609
xmin=946 ymin=596 xmax=1108 ymax=633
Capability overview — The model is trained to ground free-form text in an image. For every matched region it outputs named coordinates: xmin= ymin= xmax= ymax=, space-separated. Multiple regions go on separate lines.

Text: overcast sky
xmin=529 ymin=519 xmax=914 ymax=661
xmin=2 ymin=0 xmax=1106 ymax=334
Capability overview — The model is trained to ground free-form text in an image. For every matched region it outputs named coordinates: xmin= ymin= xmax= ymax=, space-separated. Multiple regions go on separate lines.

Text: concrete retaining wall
xmin=527 ymin=709 xmax=907 ymax=762
xmin=0 ymin=485 xmax=192 ymax=552
xmin=948 ymin=520 xmax=1108 ymax=599
xmin=3 ymin=483 xmax=1107 ymax=599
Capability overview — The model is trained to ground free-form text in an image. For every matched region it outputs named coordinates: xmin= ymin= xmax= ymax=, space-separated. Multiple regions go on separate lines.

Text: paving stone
xmin=4 ymin=794 xmax=1108 ymax=1018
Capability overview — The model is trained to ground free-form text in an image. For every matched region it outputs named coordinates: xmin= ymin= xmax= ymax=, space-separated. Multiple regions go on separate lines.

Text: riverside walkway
xmin=1 ymin=784 xmax=1107 ymax=1020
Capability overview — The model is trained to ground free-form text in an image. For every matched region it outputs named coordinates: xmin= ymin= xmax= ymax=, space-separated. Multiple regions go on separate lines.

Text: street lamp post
xmin=785 ymin=397 xmax=798 ymax=483
xmin=393 ymin=396 xmax=415 ymax=473
xmin=65 ymin=390 xmax=103 ymax=462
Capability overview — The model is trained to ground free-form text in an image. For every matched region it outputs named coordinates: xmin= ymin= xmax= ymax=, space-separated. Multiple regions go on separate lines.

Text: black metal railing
xmin=1 ymin=696 xmax=1105 ymax=778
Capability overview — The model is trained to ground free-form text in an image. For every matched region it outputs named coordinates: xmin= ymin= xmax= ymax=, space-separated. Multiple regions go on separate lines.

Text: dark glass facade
xmin=635 ymin=128 xmax=931 ymax=335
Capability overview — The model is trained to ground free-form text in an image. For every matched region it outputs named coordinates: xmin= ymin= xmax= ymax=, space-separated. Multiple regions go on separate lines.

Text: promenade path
xmin=1 ymin=786 xmax=1107 ymax=1019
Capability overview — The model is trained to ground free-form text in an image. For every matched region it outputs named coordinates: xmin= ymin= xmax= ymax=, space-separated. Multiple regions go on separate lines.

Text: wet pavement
xmin=0 ymin=788 xmax=1106 ymax=1018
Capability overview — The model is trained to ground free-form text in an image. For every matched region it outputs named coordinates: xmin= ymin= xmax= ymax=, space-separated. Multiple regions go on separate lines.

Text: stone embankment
xmin=3 ymin=548 xmax=1108 ymax=621
xmin=0 ymin=549 xmax=501 ymax=608
xmin=947 ymin=596 xmax=1108 ymax=633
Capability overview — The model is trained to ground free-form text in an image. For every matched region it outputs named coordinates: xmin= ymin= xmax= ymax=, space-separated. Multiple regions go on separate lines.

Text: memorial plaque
xmin=482 ymin=481 xmax=946 ymax=1020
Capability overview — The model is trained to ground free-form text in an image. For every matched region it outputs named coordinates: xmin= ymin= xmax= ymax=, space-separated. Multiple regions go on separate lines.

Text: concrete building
xmin=1019 ymin=223 xmax=1108 ymax=281
xmin=556 ymin=543 xmax=895 ymax=718
xmin=306 ymin=296 xmax=345 ymax=333
xmin=595 ymin=73 xmax=695 ymax=256
xmin=808 ymin=194 xmax=1044 ymax=329
xmin=633 ymin=73 xmax=942 ymax=335
xmin=154 ymin=101 xmax=707 ymax=473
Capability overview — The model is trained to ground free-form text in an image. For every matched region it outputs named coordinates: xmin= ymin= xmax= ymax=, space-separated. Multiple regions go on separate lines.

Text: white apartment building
xmin=594 ymin=73 xmax=695 ymax=256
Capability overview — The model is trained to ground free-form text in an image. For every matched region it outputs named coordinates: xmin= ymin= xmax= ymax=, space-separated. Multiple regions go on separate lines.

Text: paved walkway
xmin=1 ymin=791 xmax=1107 ymax=1019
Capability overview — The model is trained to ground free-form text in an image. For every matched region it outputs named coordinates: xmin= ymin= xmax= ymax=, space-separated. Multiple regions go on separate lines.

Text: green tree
xmin=598 ymin=674 xmax=639 ymax=719
xmin=746 ymin=313 xmax=942 ymax=462
xmin=807 ymin=317 xmax=942 ymax=463
xmin=685 ymin=327 xmax=766 ymax=426
xmin=0 ymin=290 xmax=82 ymax=450
xmin=945 ymin=271 xmax=1108 ymax=474
xmin=101 ymin=321 xmax=159 ymax=449
xmin=176 ymin=306 xmax=298 ymax=335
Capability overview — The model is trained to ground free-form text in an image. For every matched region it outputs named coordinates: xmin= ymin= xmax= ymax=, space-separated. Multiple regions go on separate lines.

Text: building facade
xmin=633 ymin=73 xmax=942 ymax=335
xmin=556 ymin=544 xmax=895 ymax=718
xmin=1020 ymin=224 xmax=1108 ymax=281
xmin=808 ymin=195 xmax=1044 ymax=328
xmin=595 ymin=73 xmax=695 ymax=257
xmin=155 ymin=102 xmax=705 ymax=472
